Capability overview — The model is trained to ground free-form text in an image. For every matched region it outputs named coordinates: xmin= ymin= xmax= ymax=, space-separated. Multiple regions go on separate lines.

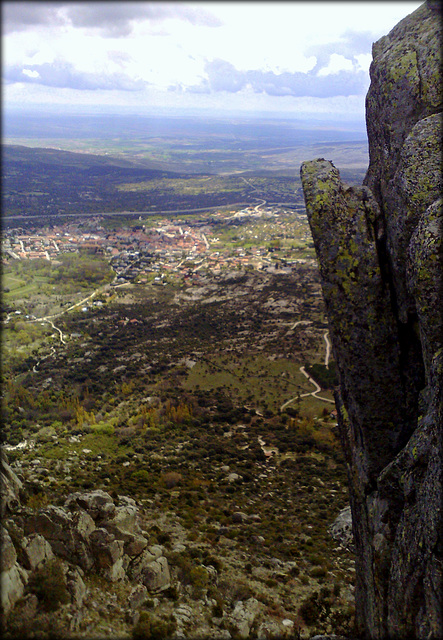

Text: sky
xmin=3 ymin=1 xmax=423 ymax=120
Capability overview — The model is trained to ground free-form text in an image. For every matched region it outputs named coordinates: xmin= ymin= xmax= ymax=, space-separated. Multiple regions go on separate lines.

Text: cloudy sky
xmin=3 ymin=1 xmax=422 ymax=118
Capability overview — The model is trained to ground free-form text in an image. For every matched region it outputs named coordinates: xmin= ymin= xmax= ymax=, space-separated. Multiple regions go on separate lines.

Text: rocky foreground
xmin=1 ymin=450 xmax=355 ymax=639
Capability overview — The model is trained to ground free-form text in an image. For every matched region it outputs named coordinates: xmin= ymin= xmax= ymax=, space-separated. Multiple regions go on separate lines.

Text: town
xmin=2 ymin=204 xmax=316 ymax=288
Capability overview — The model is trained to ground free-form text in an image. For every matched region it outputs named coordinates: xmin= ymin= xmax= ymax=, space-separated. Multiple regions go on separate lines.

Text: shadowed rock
xmin=300 ymin=2 xmax=442 ymax=638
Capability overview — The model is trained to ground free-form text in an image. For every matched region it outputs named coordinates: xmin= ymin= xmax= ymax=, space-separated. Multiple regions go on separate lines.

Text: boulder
xmin=127 ymin=548 xmax=170 ymax=592
xmin=329 ymin=506 xmax=354 ymax=551
xmin=1 ymin=527 xmax=17 ymax=573
xmin=1 ymin=451 xmax=23 ymax=517
xmin=89 ymin=527 xmax=125 ymax=581
xmin=104 ymin=504 xmax=141 ymax=537
xmin=25 ymin=505 xmax=95 ymax=570
xmin=128 ymin=584 xmax=149 ymax=610
xmin=65 ymin=489 xmax=116 ymax=522
xmin=1 ymin=564 xmax=28 ymax=616
xmin=124 ymin=533 xmax=148 ymax=557
xmin=67 ymin=566 xmax=87 ymax=607
xmin=227 ymin=597 xmax=262 ymax=639
xmin=71 ymin=509 xmax=96 ymax=540
xmin=25 ymin=505 xmax=72 ymax=543
xmin=21 ymin=533 xmax=55 ymax=571
xmin=257 ymin=619 xmax=295 ymax=639
xmin=232 ymin=512 xmax=248 ymax=523
xmin=141 ymin=556 xmax=171 ymax=592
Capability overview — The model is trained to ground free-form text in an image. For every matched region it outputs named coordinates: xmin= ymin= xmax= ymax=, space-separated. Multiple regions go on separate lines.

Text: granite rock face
xmin=300 ymin=2 xmax=442 ymax=638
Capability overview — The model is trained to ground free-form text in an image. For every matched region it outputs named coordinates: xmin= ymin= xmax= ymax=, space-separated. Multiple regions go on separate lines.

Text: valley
xmin=1 ymin=114 xmax=364 ymax=638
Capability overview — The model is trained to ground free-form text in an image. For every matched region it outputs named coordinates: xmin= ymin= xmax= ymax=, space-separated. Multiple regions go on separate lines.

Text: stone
xmin=90 ymin=528 xmax=125 ymax=569
xmin=329 ymin=506 xmax=354 ymax=551
xmin=104 ymin=504 xmax=140 ymax=535
xmin=300 ymin=2 xmax=442 ymax=637
xmin=67 ymin=567 xmax=87 ymax=607
xmin=141 ymin=556 xmax=171 ymax=592
xmin=24 ymin=505 xmax=95 ymax=571
xmin=227 ymin=597 xmax=262 ymax=639
xmin=21 ymin=533 xmax=55 ymax=571
xmin=65 ymin=489 xmax=116 ymax=522
xmin=232 ymin=511 xmax=248 ymax=523
xmin=1 ymin=451 xmax=23 ymax=517
xmin=1 ymin=563 xmax=28 ymax=616
xmin=128 ymin=584 xmax=149 ymax=610
xmin=1 ymin=527 xmax=17 ymax=572
xmin=173 ymin=603 xmax=194 ymax=631
xmin=124 ymin=533 xmax=148 ymax=556
xmin=118 ymin=495 xmax=137 ymax=507
xmin=257 ymin=619 xmax=295 ymax=639
xmin=24 ymin=506 xmax=73 ymax=562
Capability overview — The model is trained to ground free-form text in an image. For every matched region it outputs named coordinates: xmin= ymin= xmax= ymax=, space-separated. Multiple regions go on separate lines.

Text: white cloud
xmin=2 ymin=1 xmax=424 ymax=116
xmin=317 ymin=54 xmax=354 ymax=77
xmin=22 ymin=69 xmax=40 ymax=79
xmin=354 ymin=53 xmax=373 ymax=74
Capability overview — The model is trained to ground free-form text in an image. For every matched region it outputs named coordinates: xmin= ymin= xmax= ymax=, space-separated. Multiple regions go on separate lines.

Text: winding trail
xmin=31 ymin=318 xmax=66 ymax=372
xmin=288 ymin=319 xmax=312 ymax=332
xmin=280 ymin=325 xmax=335 ymax=411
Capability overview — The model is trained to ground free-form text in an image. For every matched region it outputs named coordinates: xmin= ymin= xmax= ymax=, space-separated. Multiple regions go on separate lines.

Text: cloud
xmin=306 ymin=30 xmax=375 ymax=73
xmin=2 ymin=2 xmax=222 ymax=37
xmin=4 ymin=61 xmax=146 ymax=91
xmin=2 ymin=2 xmax=66 ymax=33
xmin=186 ymin=59 xmax=368 ymax=99
xmin=22 ymin=69 xmax=41 ymax=79
xmin=317 ymin=54 xmax=354 ymax=77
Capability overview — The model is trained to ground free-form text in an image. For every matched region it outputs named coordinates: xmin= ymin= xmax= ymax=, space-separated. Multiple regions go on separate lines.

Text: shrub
xmin=310 ymin=566 xmax=328 ymax=579
xmin=27 ymin=558 xmax=70 ymax=611
xmin=328 ymin=605 xmax=356 ymax=635
xmin=190 ymin=566 xmax=209 ymax=598
xmin=161 ymin=471 xmax=182 ymax=489
xmin=132 ymin=612 xmax=176 ymax=640
xmin=131 ymin=469 xmax=150 ymax=483
xmin=26 ymin=492 xmax=49 ymax=513
xmin=298 ymin=589 xmax=332 ymax=626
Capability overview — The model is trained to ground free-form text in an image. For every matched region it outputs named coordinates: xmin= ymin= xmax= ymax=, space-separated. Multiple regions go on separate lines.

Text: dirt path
xmin=280 ymin=326 xmax=335 ymax=411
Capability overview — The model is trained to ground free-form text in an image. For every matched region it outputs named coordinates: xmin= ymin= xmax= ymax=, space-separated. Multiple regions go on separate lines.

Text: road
xmin=4 ymin=203 xmax=253 ymax=222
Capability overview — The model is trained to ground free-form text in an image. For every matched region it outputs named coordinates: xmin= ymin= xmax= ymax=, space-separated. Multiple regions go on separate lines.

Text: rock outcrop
xmin=300 ymin=2 xmax=442 ymax=638
xmin=0 ymin=454 xmax=173 ymax=631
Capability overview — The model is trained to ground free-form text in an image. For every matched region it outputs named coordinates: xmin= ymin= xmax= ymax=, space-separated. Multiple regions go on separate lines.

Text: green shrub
xmin=190 ymin=566 xmax=209 ymax=598
xmin=131 ymin=469 xmax=150 ymax=483
xmin=91 ymin=421 xmax=115 ymax=435
xmin=298 ymin=589 xmax=332 ymax=626
xmin=27 ymin=558 xmax=70 ymax=611
xmin=310 ymin=566 xmax=327 ymax=578
xmin=132 ymin=612 xmax=176 ymax=640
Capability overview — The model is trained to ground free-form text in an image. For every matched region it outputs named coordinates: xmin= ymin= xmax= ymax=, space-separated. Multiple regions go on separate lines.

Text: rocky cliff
xmin=300 ymin=2 xmax=442 ymax=638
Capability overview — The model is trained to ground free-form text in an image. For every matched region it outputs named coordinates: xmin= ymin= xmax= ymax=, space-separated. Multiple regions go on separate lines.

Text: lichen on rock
xmin=300 ymin=2 xmax=442 ymax=638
